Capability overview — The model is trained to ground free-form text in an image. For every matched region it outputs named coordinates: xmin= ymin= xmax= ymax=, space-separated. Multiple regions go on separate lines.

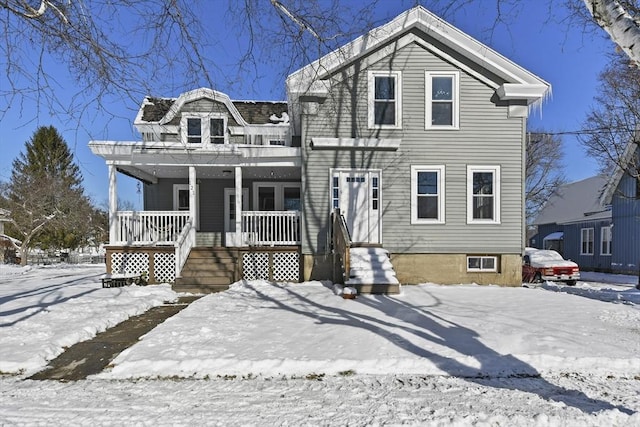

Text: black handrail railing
xmin=332 ymin=208 xmax=351 ymax=283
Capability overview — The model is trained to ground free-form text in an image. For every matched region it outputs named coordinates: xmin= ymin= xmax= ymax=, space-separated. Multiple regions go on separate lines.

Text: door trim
xmin=329 ymin=168 xmax=382 ymax=244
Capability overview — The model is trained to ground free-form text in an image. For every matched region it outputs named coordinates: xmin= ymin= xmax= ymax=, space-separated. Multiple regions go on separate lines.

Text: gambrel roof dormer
xmin=286 ymin=5 xmax=550 ymax=133
xmin=133 ymin=88 xmax=289 ymax=146
xmin=158 ymin=88 xmax=249 ymax=127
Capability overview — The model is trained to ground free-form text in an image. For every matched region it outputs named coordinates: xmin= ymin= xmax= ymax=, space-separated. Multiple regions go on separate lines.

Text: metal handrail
xmin=332 ymin=209 xmax=351 ymax=283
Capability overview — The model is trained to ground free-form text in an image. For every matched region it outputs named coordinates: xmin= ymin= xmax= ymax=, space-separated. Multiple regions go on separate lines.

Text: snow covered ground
xmin=1 ymin=263 xmax=639 ymax=426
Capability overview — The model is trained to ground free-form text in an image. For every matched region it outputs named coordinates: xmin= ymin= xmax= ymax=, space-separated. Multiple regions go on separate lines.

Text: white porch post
xmin=108 ymin=163 xmax=118 ymax=243
xmin=189 ymin=166 xmax=198 ymax=230
xmin=235 ymin=166 xmax=242 ymax=245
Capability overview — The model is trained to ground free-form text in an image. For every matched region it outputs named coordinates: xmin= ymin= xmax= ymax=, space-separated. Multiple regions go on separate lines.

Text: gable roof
xmin=286 ymin=5 xmax=550 ymax=105
xmin=134 ymin=88 xmax=288 ymax=127
xmin=600 ymin=131 xmax=640 ymax=205
xmin=533 ymin=175 xmax=611 ymax=226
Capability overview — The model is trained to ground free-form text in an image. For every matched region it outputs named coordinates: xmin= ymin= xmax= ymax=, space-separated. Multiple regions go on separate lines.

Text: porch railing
xmin=175 ymin=219 xmax=195 ymax=278
xmin=241 ymin=211 xmax=301 ymax=245
xmin=115 ymin=211 xmax=190 ymax=244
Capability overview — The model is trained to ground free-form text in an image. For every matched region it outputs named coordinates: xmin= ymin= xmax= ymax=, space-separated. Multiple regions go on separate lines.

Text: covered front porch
xmin=91 ymin=141 xmax=302 ymax=284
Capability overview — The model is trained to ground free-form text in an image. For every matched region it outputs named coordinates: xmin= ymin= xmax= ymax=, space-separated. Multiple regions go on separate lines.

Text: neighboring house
xmin=90 ymin=6 xmax=550 ymax=291
xmin=600 ymin=145 xmax=640 ymax=275
xmin=531 ymin=176 xmax=613 ymax=272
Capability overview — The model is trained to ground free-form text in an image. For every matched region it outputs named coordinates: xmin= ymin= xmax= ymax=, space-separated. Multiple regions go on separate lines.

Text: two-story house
xmin=90 ymin=6 xmax=550 ymax=292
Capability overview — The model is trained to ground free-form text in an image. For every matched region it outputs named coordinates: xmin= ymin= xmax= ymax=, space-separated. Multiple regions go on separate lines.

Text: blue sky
xmin=0 ymin=1 xmax=617 ymax=209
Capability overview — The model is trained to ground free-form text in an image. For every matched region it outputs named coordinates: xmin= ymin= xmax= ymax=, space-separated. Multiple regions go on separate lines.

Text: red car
xmin=522 ymin=248 xmax=580 ymax=286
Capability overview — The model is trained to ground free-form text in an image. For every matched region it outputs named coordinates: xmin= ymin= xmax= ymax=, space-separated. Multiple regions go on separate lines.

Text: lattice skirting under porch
xmin=241 ymin=249 xmax=300 ymax=282
xmin=106 ymin=246 xmax=175 ymax=284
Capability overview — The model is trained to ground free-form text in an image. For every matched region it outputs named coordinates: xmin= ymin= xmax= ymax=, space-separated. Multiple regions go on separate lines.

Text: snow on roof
xmin=533 ymin=175 xmax=611 ymax=226
xmin=135 ymin=89 xmax=288 ymax=126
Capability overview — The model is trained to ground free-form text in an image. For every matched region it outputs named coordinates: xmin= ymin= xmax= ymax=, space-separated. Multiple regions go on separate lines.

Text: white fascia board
xmin=238 ymin=146 xmax=301 ymax=160
xmin=88 ymin=141 xmax=137 ymax=159
xmin=127 ymin=145 xmax=300 ymax=165
xmin=159 ymin=88 xmax=249 ymax=126
xmin=496 ymin=84 xmax=551 ymax=104
xmin=287 ymin=6 xmax=550 ymax=96
xmin=311 ymin=137 xmax=401 ymax=150
xmin=230 ymin=124 xmax=290 ymax=136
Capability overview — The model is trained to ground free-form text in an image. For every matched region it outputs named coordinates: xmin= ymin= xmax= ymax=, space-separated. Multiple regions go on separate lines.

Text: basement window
xmin=467 ymin=256 xmax=498 ymax=272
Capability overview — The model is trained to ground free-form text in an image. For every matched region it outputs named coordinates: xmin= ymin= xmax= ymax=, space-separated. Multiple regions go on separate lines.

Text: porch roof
xmin=89 ymin=140 xmax=301 ymax=183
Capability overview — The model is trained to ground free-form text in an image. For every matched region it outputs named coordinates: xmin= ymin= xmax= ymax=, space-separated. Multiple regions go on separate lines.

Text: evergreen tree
xmin=4 ymin=126 xmax=93 ymax=264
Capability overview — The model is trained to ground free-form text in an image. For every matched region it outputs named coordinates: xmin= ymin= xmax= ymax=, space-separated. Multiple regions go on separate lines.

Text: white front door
xmin=332 ymin=170 xmax=380 ymax=244
xmin=224 ymin=188 xmax=248 ymax=246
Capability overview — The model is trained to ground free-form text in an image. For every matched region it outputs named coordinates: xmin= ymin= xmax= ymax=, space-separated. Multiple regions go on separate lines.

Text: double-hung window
xmin=411 ymin=165 xmax=444 ymax=224
xmin=368 ymin=71 xmax=402 ymax=128
xmin=426 ymin=71 xmax=459 ymax=129
xmin=601 ymin=226 xmax=612 ymax=255
xmin=181 ymin=114 xmax=227 ymax=145
xmin=581 ymin=228 xmax=594 ymax=255
xmin=186 ymin=118 xmax=202 ymax=144
xmin=467 ymin=166 xmax=500 ymax=224
xmin=210 ymin=118 xmax=225 ymax=144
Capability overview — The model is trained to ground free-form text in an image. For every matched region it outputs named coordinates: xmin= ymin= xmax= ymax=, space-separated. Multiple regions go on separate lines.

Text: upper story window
xmin=181 ymin=113 xmax=227 ymax=145
xmin=411 ymin=165 xmax=445 ymax=224
xmin=186 ymin=118 xmax=202 ymax=143
xmin=210 ymin=118 xmax=225 ymax=144
xmin=368 ymin=71 xmax=402 ymax=128
xmin=425 ymin=71 xmax=459 ymax=129
xmin=467 ymin=165 xmax=501 ymax=224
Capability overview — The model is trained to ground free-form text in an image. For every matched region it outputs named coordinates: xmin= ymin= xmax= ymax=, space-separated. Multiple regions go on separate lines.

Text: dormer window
xmin=210 ymin=118 xmax=225 ymax=144
xmin=187 ymin=118 xmax=202 ymax=143
xmin=181 ymin=113 xmax=227 ymax=145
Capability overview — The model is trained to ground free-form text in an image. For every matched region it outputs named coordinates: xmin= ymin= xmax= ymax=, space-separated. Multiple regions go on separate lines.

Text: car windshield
xmin=530 ymin=250 xmax=564 ymax=263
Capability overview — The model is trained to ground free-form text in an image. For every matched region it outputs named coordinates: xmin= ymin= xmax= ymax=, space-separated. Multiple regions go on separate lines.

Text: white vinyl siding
xmin=425 ymin=71 xmax=459 ymax=129
xmin=411 ymin=165 xmax=445 ymax=224
xmin=301 ymin=41 xmax=523 ymax=255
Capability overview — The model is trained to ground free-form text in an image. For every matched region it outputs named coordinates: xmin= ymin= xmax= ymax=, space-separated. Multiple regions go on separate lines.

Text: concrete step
xmin=346 ymin=273 xmax=399 ymax=285
xmin=346 ymin=246 xmax=400 ymax=293
xmin=352 ymin=283 xmax=401 ymax=295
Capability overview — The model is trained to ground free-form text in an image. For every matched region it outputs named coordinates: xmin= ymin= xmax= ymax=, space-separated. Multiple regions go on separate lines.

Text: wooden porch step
xmin=173 ymin=247 xmax=238 ymax=294
xmin=172 ymin=282 xmax=230 ymax=294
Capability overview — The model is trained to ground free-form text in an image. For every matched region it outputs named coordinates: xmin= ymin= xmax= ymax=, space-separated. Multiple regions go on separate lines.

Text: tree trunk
xmin=584 ymin=0 xmax=640 ymax=65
